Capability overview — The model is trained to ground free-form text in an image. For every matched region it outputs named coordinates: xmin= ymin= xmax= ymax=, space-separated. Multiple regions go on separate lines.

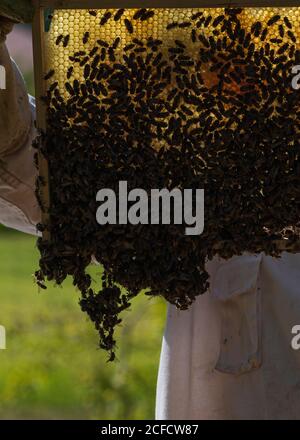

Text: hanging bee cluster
xmin=35 ymin=7 xmax=300 ymax=361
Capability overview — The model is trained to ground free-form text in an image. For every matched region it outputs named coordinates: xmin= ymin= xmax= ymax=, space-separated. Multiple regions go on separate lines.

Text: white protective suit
xmin=1 ymin=32 xmax=300 ymax=420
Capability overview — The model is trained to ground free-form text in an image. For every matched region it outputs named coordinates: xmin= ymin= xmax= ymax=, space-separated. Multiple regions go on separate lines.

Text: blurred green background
xmin=0 ymin=25 xmax=167 ymax=420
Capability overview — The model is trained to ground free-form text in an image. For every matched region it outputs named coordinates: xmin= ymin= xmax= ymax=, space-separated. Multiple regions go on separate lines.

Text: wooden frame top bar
xmin=33 ymin=0 xmax=300 ymax=10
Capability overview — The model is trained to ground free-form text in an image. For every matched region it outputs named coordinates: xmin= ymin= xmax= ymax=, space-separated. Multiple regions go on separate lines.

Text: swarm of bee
xmin=35 ymin=7 xmax=300 ymax=361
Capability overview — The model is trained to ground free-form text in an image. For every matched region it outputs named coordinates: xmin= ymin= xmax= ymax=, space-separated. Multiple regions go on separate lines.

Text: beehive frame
xmin=32 ymin=0 xmax=300 ymax=250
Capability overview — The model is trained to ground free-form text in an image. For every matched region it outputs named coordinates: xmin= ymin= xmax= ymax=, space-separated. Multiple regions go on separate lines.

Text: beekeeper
xmin=1 ymin=4 xmax=300 ymax=420
xmin=0 ymin=9 xmax=39 ymax=234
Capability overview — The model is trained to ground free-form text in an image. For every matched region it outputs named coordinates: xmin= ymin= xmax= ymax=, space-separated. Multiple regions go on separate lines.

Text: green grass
xmin=0 ymin=228 xmax=166 ymax=419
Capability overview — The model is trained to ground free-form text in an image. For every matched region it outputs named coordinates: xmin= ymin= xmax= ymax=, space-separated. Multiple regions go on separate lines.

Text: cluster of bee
xmin=35 ymin=8 xmax=300 ymax=361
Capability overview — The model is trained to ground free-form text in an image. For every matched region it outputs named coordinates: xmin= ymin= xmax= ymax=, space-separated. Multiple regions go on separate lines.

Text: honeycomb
xmin=43 ymin=7 xmax=300 ymax=96
xmin=40 ymin=7 xmax=300 ymax=151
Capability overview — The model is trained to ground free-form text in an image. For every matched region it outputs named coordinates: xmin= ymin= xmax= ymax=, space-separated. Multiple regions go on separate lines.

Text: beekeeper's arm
xmin=0 ymin=17 xmax=40 ymax=235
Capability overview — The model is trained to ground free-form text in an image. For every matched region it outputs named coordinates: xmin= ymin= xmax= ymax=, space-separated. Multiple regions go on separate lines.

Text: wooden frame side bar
xmin=32 ymin=7 xmax=51 ymax=240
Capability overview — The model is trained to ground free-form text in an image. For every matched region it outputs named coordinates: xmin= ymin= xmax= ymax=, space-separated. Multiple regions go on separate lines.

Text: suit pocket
xmin=210 ymin=254 xmax=263 ymax=375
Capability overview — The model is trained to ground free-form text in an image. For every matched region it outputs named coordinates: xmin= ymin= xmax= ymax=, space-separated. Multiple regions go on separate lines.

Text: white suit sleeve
xmin=0 ymin=42 xmax=41 ymax=235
